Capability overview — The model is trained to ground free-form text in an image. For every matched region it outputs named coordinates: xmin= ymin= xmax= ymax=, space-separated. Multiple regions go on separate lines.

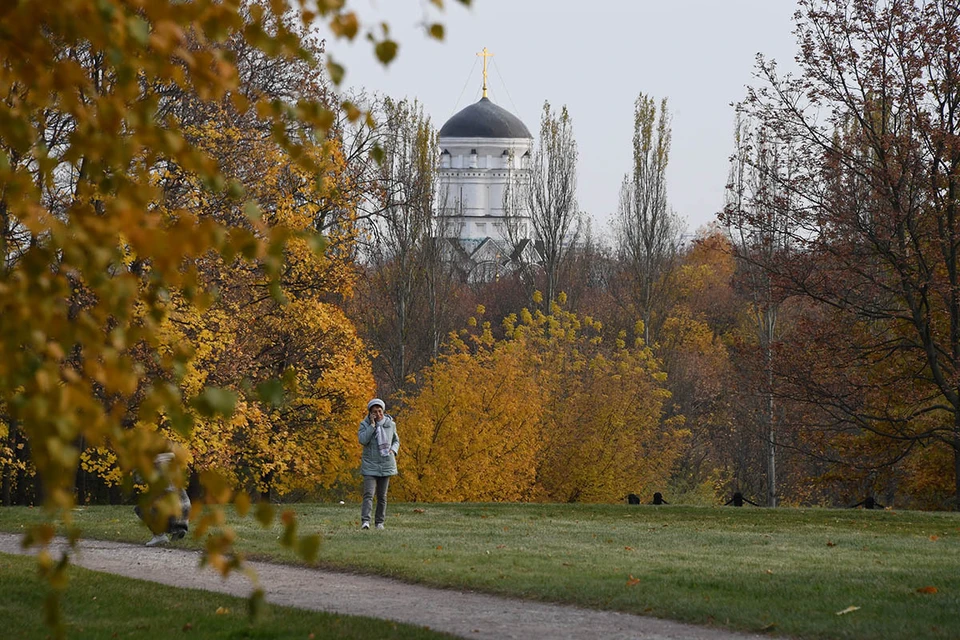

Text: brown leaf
xmin=626 ymin=575 xmax=641 ymax=586
xmin=826 ymin=541 xmax=836 ymax=547
xmin=624 ymin=546 xmax=634 ymax=551
xmin=916 ymin=586 xmax=938 ymax=594
xmin=929 ymin=535 xmax=939 ymax=541
xmin=835 ymin=606 xmax=860 ymax=615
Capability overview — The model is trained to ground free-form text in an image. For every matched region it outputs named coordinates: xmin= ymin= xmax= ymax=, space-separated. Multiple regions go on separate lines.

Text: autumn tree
xmin=0 ymin=0 xmax=470 ymax=629
xmin=655 ymin=229 xmax=739 ymax=501
xmin=392 ymin=324 xmax=543 ymax=502
xmin=528 ymin=296 xmax=687 ymax=502
xmin=741 ymin=0 xmax=960 ymax=508
xmin=394 ymin=296 xmax=686 ymax=502
xmin=614 ymin=94 xmax=685 ymax=345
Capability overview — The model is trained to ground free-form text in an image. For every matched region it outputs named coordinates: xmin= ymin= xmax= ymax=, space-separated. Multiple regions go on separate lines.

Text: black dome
xmin=439 ymin=97 xmax=531 ymax=139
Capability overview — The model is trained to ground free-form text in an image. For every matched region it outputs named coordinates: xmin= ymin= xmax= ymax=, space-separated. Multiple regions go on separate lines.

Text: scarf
xmin=374 ymin=418 xmax=391 ymax=457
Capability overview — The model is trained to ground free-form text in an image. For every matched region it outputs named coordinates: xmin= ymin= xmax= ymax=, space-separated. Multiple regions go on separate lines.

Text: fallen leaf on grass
xmin=626 ymin=575 xmax=641 ymax=586
xmin=759 ymin=623 xmax=777 ymax=632
xmin=826 ymin=541 xmax=836 ymax=547
xmin=624 ymin=546 xmax=634 ymax=551
xmin=929 ymin=535 xmax=939 ymax=541
xmin=836 ymin=606 xmax=860 ymax=615
xmin=435 ymin=545 xmax=442 ymax=550
xmin=412 ymin=508 xmax=425 ymax=514
xmin=215 ymin=607 xmax=230 ymax=615
xmin=764 ymin=569 xmax=773 ymax=574
xmin=916 ymin=586 xmax=938 ymax=594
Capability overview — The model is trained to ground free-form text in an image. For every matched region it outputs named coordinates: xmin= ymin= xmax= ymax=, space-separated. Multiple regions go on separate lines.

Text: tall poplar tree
xmin=615 ymin=94 xmax=684 ymax=345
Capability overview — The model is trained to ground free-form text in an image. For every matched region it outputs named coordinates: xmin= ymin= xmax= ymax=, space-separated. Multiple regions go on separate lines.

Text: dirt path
xmin=0 ymin=532 xmax=770 ymax=640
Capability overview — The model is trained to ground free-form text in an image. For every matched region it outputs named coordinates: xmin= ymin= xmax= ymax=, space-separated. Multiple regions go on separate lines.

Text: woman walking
xmin=358 ymin=398 xmax=399 ymax=530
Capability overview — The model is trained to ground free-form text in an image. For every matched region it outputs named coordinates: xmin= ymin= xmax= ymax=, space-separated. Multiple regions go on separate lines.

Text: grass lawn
xmin=1 ymin=502 xmax=958 ymax=639
xmin=0 ymin=552 xmax=455 ymax=639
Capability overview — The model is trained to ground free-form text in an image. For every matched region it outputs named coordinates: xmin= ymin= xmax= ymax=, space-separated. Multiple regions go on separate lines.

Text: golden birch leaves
xmin=395 ymin=298 xmax=687 ymax=502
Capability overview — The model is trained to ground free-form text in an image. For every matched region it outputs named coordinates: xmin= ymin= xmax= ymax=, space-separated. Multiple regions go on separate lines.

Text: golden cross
xmin=477 ymin=47 xmax=493 ymax=98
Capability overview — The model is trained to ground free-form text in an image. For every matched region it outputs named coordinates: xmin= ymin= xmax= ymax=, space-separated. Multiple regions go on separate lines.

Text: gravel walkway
xmin=0 ymin=532 xmax=770 ymax=640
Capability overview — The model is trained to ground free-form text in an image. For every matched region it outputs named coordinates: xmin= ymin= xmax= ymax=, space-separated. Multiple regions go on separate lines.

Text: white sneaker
xmin=146 ymin=533 xmax=169 ymax=547
xmin=376 ymin=523 xmax=385 ymax=530
xmin=361 ymin=522 xmax=370 ymax=530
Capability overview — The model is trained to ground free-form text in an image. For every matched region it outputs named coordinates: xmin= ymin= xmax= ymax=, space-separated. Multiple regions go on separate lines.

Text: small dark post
xmin=652 ymin=492 xmax=668 ymax=505
xmin=627 ymin=493 xmax=641 ymax=505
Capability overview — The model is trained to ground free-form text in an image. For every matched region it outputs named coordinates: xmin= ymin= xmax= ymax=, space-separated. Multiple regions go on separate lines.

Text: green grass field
xmin=0 ymin=552 xmax=455 ymax=639
xmin=1 ymin=502 xmax=958 ymax=639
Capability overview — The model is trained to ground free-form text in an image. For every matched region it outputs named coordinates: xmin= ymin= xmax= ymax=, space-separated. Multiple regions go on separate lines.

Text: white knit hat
xmin=367 ymin=398 xmax=385 ymax=411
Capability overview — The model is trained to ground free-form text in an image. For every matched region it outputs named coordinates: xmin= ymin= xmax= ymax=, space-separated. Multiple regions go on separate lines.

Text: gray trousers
xmin=361 ymin=476 xmax=390 ymax=525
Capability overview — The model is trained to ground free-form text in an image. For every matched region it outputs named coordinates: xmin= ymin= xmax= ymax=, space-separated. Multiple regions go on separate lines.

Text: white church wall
xmin=438 ymin=135 xmax=534 ymax=248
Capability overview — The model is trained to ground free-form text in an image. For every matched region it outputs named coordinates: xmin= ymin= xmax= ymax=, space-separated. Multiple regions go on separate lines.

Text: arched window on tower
xmin=521 ymin=149 xmax=531 ymax=169
xmin=469 ymin=148 xmax=478 ymax=169
xmin=441 ymin=149 xmax=451 ymax=169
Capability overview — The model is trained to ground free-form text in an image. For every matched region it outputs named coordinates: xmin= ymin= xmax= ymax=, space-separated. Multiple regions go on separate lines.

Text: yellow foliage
xmin=394 ymin=341 xmax=543 ymax=502
xmin=396 ymin=299 xmax=687 ymax=503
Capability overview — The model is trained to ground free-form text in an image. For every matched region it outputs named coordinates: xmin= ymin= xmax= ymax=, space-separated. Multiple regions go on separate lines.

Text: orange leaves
xmin=626 ymin=575 xmax=641 ymax=587
xmin=916 ymin=586 xmax=938 ymax=594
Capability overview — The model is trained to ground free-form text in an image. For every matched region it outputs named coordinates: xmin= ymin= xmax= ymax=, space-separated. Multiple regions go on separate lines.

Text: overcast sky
xmin=322 ymin=1 xmax=801 ymax=238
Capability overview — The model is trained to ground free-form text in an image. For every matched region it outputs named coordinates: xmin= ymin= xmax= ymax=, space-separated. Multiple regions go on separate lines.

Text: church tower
xmin=436 ymin=48 xmax=535 ymax=279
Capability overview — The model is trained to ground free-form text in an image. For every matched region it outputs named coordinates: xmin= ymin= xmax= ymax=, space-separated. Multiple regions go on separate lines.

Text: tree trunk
xmin=764 ymin=313 xmax=777 ymax=508
xmin=954 ymin=424 xmax=960 ymax=511
xmin=767 ymin=390 xmax=777 ymax=508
